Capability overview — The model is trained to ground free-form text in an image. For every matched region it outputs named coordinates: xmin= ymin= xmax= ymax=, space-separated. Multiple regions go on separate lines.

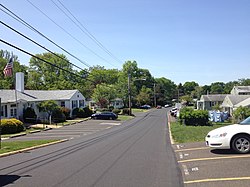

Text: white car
xmin=205 ymin=116 xmax=250 ymax=154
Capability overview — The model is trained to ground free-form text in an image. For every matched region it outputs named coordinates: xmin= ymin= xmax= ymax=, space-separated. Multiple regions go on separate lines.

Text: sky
xmin=1 ymin=0 xmax=249 ymax=86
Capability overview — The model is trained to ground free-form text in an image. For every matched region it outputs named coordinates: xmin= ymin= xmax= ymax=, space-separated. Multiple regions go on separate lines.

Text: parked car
xmin=140 ymin=105 xmax=151 ymax=109
xmin=206 ymin=116 xmax=250 ymax=154
xmin=91 ymin=112 xmax=118 ymax=120
xmin=156 ymin=105 xmax=162 ymax=109
xmin=170 ymin=107 xmax=177 ymax=117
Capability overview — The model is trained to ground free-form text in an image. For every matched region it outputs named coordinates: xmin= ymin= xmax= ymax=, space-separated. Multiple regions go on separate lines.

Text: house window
xmin=1 ymin=106 xmax=3 ymax=117
xmin=5 ymin=105 xmax=7 ymax=117
xmin=79 ymin=100 xmax=84 ymax=108
xmin=61 ymin=101 xmax=65 ymax=107
xmin=72 ymin=100 xmax=77 ymax=108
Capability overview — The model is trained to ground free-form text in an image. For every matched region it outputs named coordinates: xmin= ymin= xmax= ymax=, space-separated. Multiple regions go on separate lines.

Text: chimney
xmin=16 ymin=72 xmax=24 ymax=93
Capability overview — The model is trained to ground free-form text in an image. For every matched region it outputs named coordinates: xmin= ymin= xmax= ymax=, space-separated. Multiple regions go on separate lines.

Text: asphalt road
xmin=0 ymin=109 xmax=183 ymax=187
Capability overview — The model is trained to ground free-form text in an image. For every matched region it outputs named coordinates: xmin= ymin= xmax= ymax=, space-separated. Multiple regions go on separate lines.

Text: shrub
xmin=122 ymin=108 xmax=130 ymax=115
xmin=72 ymin=108 xmax=79 ymax=118
xmin=52 ymin=108 xmax=66 ymax=123
xmin=61 ymin=107 xmax=71 ymax=119
xmin=0 ymin=118 xmax=24 ymax=134
xmin=23 ymin=107 xmax=37 ymax=123
xmin=112 ymin=109 xmax=121 ymax=115
xmin=83 ymin=107 xmax=93 ymax=117
xmin=179 ymin=108 xmax=209 ymax=126
xmin=77 ymin=108 xmax=86 ymax=118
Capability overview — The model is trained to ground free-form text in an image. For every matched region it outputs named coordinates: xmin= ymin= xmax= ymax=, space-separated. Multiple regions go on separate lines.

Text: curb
xmin=0 ymin=139 xmax=68 ymax=158
xmin=168 ymin=113 xmax=175 ymax=145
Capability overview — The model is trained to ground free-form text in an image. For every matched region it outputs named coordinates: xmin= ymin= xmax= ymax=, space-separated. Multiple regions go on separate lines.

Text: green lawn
xmin=170 ymin=122 xmax=231 ymax=143
xmin=118 ymin=115 xmax=134 ymax=121
xmin=0 ymin=140 xmax=59 ymax=154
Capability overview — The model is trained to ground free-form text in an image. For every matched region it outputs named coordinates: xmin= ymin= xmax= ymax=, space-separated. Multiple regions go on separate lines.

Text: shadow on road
xmin=0 ymin=175 xmax=31 ymax=186
xmin=211 ymin=149 xmax=250 ymax=155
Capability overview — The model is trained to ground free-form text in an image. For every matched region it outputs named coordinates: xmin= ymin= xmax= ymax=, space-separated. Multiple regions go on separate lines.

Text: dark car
xmin=140 ymin=105 xmax=151 ymax=109
xmin=91 ymin=112 xmax=118 ymax=120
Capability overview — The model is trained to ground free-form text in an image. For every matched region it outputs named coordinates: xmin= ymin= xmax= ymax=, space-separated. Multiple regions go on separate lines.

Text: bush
xmin=72 ymin=108 xmax=79 ymax=118
xmin=0 ymin=118 xmax=24 ymax=134
xmin=122 ymin=108 xmax=130 ymax=115
xmin=52 ymin=108 xmax=66 ymax=123
xmin=112 ymin=109 xmax=121 ymax=115
xmin=77 ymin=108 xmax=85 ymax=118
xmin=23 ymin=107 xmax=37 ymax=123
xmin=179 ymin=108 xmax=210 ymax=126
xmin=83 ymin=107 xmax=93 ymax=117
xmin=61 ymin=107 xmax=71 ymax=119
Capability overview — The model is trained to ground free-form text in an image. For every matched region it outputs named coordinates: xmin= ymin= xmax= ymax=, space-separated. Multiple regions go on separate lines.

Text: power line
xmin=0 ymin=3 xmax=91 ymax=68
xmin=52 ymin=0 xmax=123 ymax=65
xmin=25 ymin=0 xmax=118 ymax=68
xmin=0 ymin=20 xmax=88 ymax=74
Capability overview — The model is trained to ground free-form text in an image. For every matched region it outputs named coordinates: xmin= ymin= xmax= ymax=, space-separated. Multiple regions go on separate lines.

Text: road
xmin=0 ymin=109 xmax=183 ymax=187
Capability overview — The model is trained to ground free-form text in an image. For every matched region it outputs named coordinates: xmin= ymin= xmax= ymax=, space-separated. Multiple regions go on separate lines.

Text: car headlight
xmin=211 ymin=132 xmax=227 ymax=138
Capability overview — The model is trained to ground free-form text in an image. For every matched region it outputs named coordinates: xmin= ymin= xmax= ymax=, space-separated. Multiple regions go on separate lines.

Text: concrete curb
xmin=0 ymin=139 xmax=68 ymax=158
xmin=168 ymin=113 xmax=175 ymax=145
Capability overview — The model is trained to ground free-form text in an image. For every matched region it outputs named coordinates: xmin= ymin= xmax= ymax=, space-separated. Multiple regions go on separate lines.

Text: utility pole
xmin=128 ymin=73 xmax=132 ymax=116
xmin=0 ymin=98 xmax=1 ymax=149
xmin=154 ymin=83 xmax=156 ymax=107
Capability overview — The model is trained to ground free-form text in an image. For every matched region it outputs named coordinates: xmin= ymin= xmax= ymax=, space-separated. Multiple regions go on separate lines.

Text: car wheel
xmin=232 ymin=135 xmax=250 ymax=154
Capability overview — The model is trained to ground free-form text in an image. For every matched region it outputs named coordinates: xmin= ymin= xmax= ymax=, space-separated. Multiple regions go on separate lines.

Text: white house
xmin=0 ymin=72 xmax=86 ymax=120
xmin=231 ymin=86 xmax=250 ymax=95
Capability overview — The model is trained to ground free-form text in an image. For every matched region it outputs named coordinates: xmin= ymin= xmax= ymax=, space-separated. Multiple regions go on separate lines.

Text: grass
xmin=118 ymin=115 xmax=134 ymax=121
xmin=132 ymin=108 xmax=149 ymax=113
xmin=0 ymin=139 xmax=59 ymax=154
xmin=170 ymin=121 xmax=231 ymax=143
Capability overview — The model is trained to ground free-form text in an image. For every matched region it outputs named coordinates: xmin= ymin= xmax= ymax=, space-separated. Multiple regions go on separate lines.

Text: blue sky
xmin=1 ymin=0 xmax=249 ymax=85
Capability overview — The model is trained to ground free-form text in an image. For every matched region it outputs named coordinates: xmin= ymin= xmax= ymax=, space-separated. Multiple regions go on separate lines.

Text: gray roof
xmin=226 ymin=95 xmax=250 ymax=105
xmin=234 ymin=86 xmax=250 ymax=92
xmin=201 ymin=94 xmax=228 ymax=102
xmin=236 ymin=97 xmax=250 ymax=107
xmin=0 ymin=89 xmax=80 ymax=103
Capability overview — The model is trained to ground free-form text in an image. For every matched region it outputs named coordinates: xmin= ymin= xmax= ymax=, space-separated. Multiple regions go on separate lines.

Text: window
xmin=72 ymin=100 xmax=77 ymax=108
xmin=79 ymin=100 xmax=84 ymax=108
xmin=1 ymin=106 xmax=3 ymax=117
xmin=10 ymin=108 xmax=17 ymax=117
xmin=61 ymin=101 xmax=65 ymax=107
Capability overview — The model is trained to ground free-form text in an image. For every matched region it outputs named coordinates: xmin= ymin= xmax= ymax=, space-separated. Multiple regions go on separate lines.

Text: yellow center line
xmin=175 ymin=147 xmax=209 ymax=152
xmin=178 ymin=154 xmax=250 ymax=163
xmin=184 ymin=177 xmax=250 ymax=184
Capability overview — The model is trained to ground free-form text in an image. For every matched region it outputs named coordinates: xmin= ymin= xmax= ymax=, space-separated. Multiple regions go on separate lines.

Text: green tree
xmin=37 ymin=100 xmax=59 ymax=123
xmin=0 ymin=50 xmax=28 ymax=89
xmin=183 ymin=81 xmax=199 ymax=95
xmin=233 ymin=106 xmax=250 ymax=122
xmin=92 ymin=83 xmax=117 ymax=108
xmin=210 ymin=82 xmax=225 ymax=94
xmin=136 ymin=86 xmax=152 ymax=106
xmin=27 ymin=52 xmax=79 ymax=90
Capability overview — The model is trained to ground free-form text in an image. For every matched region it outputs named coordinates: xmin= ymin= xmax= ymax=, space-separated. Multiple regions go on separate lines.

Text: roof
xmin=200 ymin=94 xmax=228 ymax=102
xmin=235 ymin=97 xmax=250 ymax=107
xmin=232 ymin=86 xmax=250 ymax=93
xmin=220 ymin=95 xmax=250 ymax=107
xmin=0 ymin=89 xmax=80 ymax=103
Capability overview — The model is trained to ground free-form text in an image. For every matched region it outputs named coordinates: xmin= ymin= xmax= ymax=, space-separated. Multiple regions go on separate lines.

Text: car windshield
xmin=240 ymin=116 xmax=250 ymax=125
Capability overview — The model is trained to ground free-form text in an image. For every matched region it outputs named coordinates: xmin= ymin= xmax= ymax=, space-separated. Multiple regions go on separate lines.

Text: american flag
xmin=3 ymin=57 xmax=13 ymax=77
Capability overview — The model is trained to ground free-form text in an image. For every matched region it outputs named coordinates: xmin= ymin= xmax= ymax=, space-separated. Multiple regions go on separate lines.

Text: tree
xmin=0 ymin=50 xmax=28 ymax=89
xmin=27 ymin=52 xmax=79 ymax=90
xmin=183 ymin=81 xmax=199 ymax=95
xmin=92 ymin=83 xmax=117 ymax=108
xmin=136 ymin=86 xmax=152 ymax=106
xmin=210 ymin=82 xmax=225 ymax=94
xmin=233 ymin=106 xmax=250 ymax=122
xmin=37 ymin=100 xmax=59 ymax=124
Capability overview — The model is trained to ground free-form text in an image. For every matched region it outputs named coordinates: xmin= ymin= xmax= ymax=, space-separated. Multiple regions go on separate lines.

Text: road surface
xmin=0 ymin=109 xmax=183 ymax=187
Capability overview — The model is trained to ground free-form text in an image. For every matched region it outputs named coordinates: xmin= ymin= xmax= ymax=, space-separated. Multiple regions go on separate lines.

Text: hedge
xmin=179 ymin=108 xmax=210 ymax=126
xmin=0 ymin=118 xmax=24 ymax=134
